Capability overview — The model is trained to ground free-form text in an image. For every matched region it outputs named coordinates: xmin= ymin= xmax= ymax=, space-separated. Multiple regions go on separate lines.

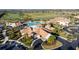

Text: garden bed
xmin=42 ymin=40 xmax=63 ymax=50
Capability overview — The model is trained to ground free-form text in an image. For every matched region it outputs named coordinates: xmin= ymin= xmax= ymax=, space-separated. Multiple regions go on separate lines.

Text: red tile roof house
xmin=20 ymin=21 xmax=54 ymax=41
xmin=20 ymin=26 xmax=52 ymax=41
xmin=33 ymin=28 xmax=51 ymax=41
xmin=20 ymin=27 xmax=33 ymax=37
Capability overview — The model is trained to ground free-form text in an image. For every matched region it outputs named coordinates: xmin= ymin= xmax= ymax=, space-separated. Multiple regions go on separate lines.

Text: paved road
xmin=57 ymin=36 xmax=72 ymax=50
xmin=0 ymin=41 xmax=28 ymax=50
xmin=57 ymin=36 xmax=79 ymax=50
xmin=71 ymin=38 xmax=79 ymax=49
xmin=32 ymin=39 xmax=43 ymax=50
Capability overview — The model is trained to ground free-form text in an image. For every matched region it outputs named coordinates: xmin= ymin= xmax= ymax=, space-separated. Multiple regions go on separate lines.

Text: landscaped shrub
xmin=21 ymin=36 xmax=32 ymax=46
xmin=47 ymin=35 xmax=56 ymax=45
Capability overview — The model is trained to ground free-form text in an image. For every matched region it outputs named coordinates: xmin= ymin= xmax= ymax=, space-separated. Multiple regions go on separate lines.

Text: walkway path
xmin=17 ymin=35 xmax=25 ymax=41
xmin=31 ymin=37 xmax=43 ymax=50
xmin=2 ymin=30 xmax=9 ymax=44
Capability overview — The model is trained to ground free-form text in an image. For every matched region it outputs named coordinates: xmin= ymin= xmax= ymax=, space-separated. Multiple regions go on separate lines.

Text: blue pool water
xmin=25 ymin=21 xmax=44 ymax=28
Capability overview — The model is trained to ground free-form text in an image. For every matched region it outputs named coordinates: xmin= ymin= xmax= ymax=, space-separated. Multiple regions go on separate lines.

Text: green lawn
xmin=59 ymin=31 xmax=76 ymax=41
xmin=24 ymin=13 xmax=58 ymax=19
xmin=20 ymin=36 xmax=32 ymax=46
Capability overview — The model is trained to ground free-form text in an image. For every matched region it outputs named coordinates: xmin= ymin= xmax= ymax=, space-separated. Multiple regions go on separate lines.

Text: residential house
xmin=20 ymin=27 xmax=33 ymax=37
xmin=49 ymin=17 xmax=70 ymax=26
xmin=20 ymin=21 xmax=51 ymax=41
xmin=74 ymin=15 xmax=79 ymax=19
xmin=6 ymin=21 xmax=22 ymax=28
xmin=6 ymin=22 xmax=16 ymax=27
xmin=20 ymin=26 xmax=51 ymax=41
xmin=45 ymin=24 xmax=51 ymax=30
xmin=33 ymin=28 xmax=51 ymax=41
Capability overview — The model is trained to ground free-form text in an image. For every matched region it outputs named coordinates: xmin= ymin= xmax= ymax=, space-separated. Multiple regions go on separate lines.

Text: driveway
xmin=32 ymin=39 xmax=43 ymax=50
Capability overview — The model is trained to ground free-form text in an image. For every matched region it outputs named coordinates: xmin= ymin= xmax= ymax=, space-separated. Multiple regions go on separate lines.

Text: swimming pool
xmin=25 ymin=21 xmax=44 ymax=28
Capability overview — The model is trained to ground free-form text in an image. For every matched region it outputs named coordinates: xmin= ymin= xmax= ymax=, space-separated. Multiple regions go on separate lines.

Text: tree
xmin=6 ymin=29 xmax=15 ymax=39
xmin=2 ymin=13 xmax=23 ymax=21
xmin=21 ymin=36 xmax=32 ymax=46
xmin=6 ymin=27 xmax=21 ymax=40
xmin=47 ymin=35 xmax=56 ymax=45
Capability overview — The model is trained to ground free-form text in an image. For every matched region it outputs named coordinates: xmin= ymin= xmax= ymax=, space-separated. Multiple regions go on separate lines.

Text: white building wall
xmin=6 ymin=23 xmax=16 ymax=27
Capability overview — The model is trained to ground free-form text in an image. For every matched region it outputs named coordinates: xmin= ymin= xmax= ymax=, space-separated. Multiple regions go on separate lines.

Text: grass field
xmin=23 ymin=13 xmax=61 ymax=20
